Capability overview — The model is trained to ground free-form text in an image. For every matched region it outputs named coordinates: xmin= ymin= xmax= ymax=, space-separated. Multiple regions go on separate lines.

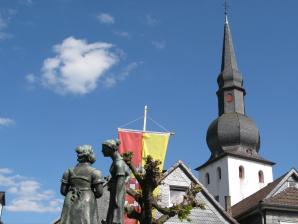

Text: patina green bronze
xmin=102 ymin=139 xmax=130 ymax=224
xmin=60 ymin=145 xmax=104 ymax=224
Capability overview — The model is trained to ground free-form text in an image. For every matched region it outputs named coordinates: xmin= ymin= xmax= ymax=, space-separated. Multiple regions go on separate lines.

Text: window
xmin=258 ymin=170 xmax=264 ymax=183
xmin=217 ymin=167 xmax=222 ymax=180
xmin=206 ymin=173 xmax=210 ymax=185
xmin=170 ymin=186 xmax=188 ymax=205
xmin=239 ymin=166 xmax=245 ymax=179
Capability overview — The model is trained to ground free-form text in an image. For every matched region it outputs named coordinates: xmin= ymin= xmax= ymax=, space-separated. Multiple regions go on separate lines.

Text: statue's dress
xmin=60 ymin=163 xmax=103 ymax=224
xmin=106 ymin=158 xmax=129 ymax=224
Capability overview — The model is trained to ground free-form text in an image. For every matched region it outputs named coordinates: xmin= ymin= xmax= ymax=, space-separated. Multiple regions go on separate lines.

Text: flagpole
xmin=143 ymin=105 xmax=148 ymax=132
xmin=0 ymin=204 xmax=3 ymax=222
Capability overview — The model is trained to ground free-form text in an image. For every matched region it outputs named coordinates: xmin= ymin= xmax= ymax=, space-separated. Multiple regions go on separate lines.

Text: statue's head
xmin=102 ymin=139 xmax=121 ymax=157
xmin=76 ymin=145 xmax=96 ymax=164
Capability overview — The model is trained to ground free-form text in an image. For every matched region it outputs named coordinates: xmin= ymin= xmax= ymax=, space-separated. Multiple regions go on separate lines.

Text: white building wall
xmin=199 ymin=156 xmax=273 ymax=208
xmin=199 ymin=157 xmax=230 ymax=208
xmin=227 ymin=156 xmax=273 ymax=205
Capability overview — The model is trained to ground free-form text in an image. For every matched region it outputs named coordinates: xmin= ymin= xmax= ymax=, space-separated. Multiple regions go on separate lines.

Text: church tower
xmin=196 ymin=15 xmax=275 ymax=209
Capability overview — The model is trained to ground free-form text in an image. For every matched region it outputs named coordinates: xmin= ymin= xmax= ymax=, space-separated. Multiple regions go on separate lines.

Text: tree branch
xmin=125 ymin=205 xmax=141 ymax=221
xmin=122 ymin=152 xmax=143 ymax=186
xmin=152 ymin=201 xmax=174 ymax=216
xmin=126 ymin=188 xmax=142 ymax=204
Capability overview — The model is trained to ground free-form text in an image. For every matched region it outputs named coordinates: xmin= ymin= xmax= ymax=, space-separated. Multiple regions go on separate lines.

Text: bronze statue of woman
xmin=60 ymin=145 xmax=104 ymax=224
xmin=102 ymin=139 xmax=129 ymax=224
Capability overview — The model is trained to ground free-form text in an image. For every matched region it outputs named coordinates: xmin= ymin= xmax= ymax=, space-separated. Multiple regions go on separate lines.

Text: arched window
xmin=239 ymin=166 xmax=245 ymax=179
xmin=258 ymin=170 xmax=264 ymax=183
xmin=217 ymin=167 xmax=222 ymax=180
xmin=206 ymin=173 xmax=210 ymax=185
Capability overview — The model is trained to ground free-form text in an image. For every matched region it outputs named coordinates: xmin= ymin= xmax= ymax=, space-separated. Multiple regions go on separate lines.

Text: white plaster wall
xmin=199 ymin=156 xmax=273 ymax=208
xmin=227 ymin=156 xmax=273 ymax=205
xmin=199 ymin=157 xmax=230 ymax=208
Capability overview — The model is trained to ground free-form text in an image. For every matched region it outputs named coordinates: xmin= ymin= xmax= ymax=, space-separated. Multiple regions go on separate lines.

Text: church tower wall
xmin=226 ymin=156 xmax=273 ymax=205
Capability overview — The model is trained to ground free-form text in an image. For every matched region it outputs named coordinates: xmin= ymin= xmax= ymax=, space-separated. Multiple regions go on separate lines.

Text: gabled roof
xmin=264 ymin=187 xmax=298 ymax=207
xmin=232 ymin=168 xmax=298 ymax=218
xmin=161 ymin=160 xmax=239 ymax=224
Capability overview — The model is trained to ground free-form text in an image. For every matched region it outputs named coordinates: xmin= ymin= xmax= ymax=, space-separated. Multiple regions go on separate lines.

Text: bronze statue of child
xmin=102 ymin=139 xmax=130 ymax=224
xmin=60 ymin=145 xmax=104 ymax=224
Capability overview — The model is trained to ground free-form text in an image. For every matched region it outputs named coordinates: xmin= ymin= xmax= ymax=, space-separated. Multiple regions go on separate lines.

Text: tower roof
xmin=217 ymin=16 xmax=243 ymax=91
xmin=205 ymin=15 xmax=262 ymax=160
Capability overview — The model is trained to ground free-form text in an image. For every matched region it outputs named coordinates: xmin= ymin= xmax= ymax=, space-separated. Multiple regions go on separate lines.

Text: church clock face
xmin=226 ymin=93 xmax=233 ymax=103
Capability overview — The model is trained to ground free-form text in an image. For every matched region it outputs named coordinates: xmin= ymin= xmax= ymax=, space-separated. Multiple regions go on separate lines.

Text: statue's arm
xmin=93 ymin=183 xmax=103 ymax=198
xmin=115 ymin=175 xmax=125 ymax=208
xmin=60 ymin=183 xmax=69 ymax=196
xmin=60 ymin=169 xmax=70 ymax=196
xmin=92 ymin=169 xmax=104 ymax=198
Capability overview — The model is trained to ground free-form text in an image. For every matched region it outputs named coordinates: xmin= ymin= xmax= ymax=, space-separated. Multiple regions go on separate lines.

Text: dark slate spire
xmin=205 ymin=15 xmax=261 ymax=159
xmin=217 ymin=16 xmax=245 ymax=116
xmin=219 ymin=16 xmax=242 ymax=87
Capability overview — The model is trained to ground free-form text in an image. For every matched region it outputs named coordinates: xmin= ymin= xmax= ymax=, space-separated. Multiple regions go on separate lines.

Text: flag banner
xmin=118 ymin=130 xmax=143 ymax=168
xmin=118 ymin=128 xmax=170 ymax=224
xmin=142 ymin=132 xmax=170 ymax=168
xmin=118 ymin=130 xmax=143 ymax=224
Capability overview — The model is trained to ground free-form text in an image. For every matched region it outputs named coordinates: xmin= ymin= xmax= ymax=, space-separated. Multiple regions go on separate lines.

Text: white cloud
xmin=145 ymin=14 xmax=158 ymax=26
xmin=25 ymin=73 xmax=36 ymax=83
xmin=41 ymin=36 xmax=119 ymax=95
xmin=0 ymin=9 xmax=17 ymax=40
xmin=103 ymin=61 xmax=142 ymax=88
xmin=0 ymin=168 xmax=62 ymax=213
xmin=0 ymin=17 xmax=7 ymax=29
xmin=19 ymin=0 xmax=33 ymax=6
xmin=0 ymin=117 xmax=14 ymax=126
xmin=0 ymin=168 xmax=13 ymax=174
xmin=152 ymin=41 xmax=166 ymax=50
xmin=114 ymin=31 xmax=130 ymax=38
xmin=0 ymin=15 xmax=9 ymax=40
xmin=97 ymin=13 xmax=115 ymax=24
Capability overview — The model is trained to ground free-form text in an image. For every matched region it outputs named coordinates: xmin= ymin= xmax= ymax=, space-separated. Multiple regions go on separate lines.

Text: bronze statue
xmin=102 ymin=139 xmax=129 ymax=224
xmin=60 ymin=145 xmax=104 ymax=224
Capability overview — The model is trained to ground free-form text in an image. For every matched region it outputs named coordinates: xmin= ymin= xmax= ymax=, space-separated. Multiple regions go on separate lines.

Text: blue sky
xmin=0 ymin=0 xmax=298 ymax=223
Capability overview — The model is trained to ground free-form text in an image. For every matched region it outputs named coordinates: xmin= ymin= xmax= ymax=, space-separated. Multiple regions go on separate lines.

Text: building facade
xmin=232 ymin=169 xmax=298 ymax=224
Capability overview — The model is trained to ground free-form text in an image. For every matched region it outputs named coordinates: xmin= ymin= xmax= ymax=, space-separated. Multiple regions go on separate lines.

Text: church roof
xmin=232 ymin=168 xmax=298 ymax=219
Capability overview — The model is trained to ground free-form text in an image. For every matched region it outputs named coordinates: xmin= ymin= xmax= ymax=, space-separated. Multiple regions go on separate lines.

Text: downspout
xmin=258 ymin=204 xmax=265 ymax=224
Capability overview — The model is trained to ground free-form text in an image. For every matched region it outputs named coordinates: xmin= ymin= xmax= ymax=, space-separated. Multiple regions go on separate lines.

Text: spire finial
xmin=224 ymin=0 xmax=229 ymax=24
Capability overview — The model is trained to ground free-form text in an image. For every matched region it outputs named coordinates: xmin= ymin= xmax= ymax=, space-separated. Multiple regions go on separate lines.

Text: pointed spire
xmin=216 ymin=14 xmax=246 ymax=116
xmin=217 ymin=15 xmax=243 ymax=90
xmin=221 ymin=19 xmax=238 ymax=74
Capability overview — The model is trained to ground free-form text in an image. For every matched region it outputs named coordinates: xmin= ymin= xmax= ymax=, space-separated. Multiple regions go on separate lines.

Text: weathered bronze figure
xmin=60 ymin=145 xmax=103 ymax=224
xmin=102 ymin=139 xmax=129 ymax=224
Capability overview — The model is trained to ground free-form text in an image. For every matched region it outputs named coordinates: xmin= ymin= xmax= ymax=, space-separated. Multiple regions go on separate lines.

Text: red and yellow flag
xmin=118 ymin=128 xmax=170 ymax=169
xmin=118 ymin=128 xmax=170 ymax=224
